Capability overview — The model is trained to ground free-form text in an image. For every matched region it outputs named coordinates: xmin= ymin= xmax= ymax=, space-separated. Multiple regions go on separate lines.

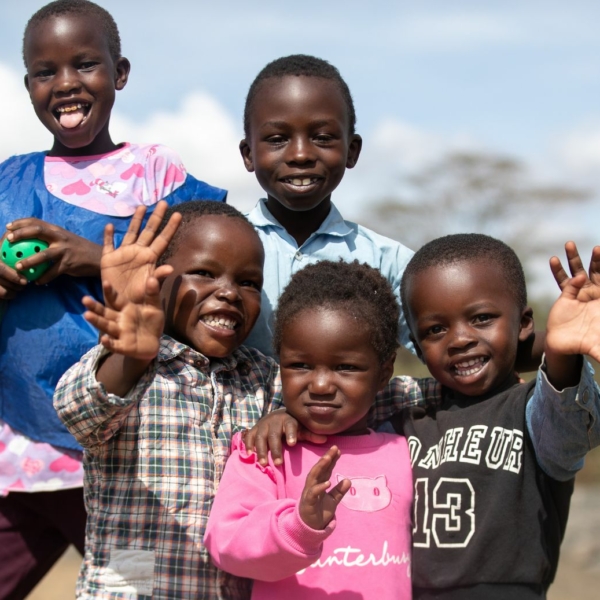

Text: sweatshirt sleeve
xmin=527 ymin=358 xmax=600 ymax=481
xmin=53 ymin=344 xmax=155 ymax=450
xmin=204 ymin=434 xmax=334 ymax=582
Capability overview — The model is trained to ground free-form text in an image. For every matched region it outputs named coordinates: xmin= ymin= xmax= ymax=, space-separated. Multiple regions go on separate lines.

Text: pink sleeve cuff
xmin=276 ymin=502 xmax=336 ymax=557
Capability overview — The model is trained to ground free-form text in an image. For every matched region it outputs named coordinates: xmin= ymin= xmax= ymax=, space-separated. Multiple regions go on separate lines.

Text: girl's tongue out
xmin=58 ymin=105 xmax=87 ymax=129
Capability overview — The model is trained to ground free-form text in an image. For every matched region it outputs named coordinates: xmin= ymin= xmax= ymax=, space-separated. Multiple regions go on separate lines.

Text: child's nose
xmin=308 ymin=368 xmax=336 ymax=395
xmin=54 ymin=67 xmax=82 ymax=95
xmin=448 ymin=325 xmax=477 ymax=350
xmin=214 ymin=282 xmax=241 ymax=302
xmin=285 ymin=136 xmax=315 ymax=165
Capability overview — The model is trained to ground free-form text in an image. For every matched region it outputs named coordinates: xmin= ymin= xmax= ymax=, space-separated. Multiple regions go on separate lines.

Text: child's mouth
xmin=280 ymin=177 xmax=321 ymax=188
xmin=54 ymin=103 xmax=91 ymax=129
xmin=453 ymin=356 xmax=489 ymax=377
xmin=200 ymin=315 xmax=238 ymax=331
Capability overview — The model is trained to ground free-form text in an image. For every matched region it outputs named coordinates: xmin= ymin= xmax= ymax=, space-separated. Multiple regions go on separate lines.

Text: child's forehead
xmin=409 ymin=259 xmax=513 ymax=305
xmin=252 ymin=76 xmax=349 ymax=120
xmin=25 ymin=12 xmax=108 ymax=54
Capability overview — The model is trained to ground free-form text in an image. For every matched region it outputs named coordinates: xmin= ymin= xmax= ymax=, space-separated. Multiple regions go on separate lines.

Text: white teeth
xmin=454 ymin=357 xmax=486 ymax=376
xmin=287 ymin=177 xmax=316 ymax=186
xmin=201 ymin=316 xmax=236 ymax=330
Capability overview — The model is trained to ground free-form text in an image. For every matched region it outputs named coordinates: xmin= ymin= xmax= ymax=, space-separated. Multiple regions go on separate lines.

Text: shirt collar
xmin=248 ymin=198 xmax=353 ymax=240
xmin=157 ymin=335 xmax=252 ymax=373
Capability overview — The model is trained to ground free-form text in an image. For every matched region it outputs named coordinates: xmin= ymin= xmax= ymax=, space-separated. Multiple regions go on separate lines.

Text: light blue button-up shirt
xmin=245 ymin=199 xmax=414 ymax=357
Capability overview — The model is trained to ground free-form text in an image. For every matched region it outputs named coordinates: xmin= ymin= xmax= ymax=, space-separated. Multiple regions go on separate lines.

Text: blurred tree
xmin=365 ymin=151 xmax=591 ymax=289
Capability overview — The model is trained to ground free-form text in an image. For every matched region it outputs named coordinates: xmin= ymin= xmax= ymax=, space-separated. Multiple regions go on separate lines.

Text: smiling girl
xmin=0 ymin=1 xmax=224 ymax=596
xmin=204 ymin=260 xmax=414 ymax=600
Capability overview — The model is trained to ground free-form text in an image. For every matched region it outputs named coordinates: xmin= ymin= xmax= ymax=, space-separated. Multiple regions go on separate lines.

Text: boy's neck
xmin=266 ymin=196 xmax=332 ymax=247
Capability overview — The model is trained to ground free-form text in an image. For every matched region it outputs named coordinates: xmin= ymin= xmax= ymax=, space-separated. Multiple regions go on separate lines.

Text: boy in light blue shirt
xmin=240 ymin=54 xmax=414 ymax=356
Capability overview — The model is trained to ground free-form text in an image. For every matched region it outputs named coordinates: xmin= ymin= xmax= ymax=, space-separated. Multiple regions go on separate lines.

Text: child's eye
xmin=79 ymin=61 xmax=98 ymax=71
xmin=193 ymin=270 xmax=213 ymax=278
xmin=314 ymin=133 xmax=335 ymax=143
xmin=425 ymin=325 xmax=444 ymax=336
xmin=474 ymin=314 xmax=494 ymax=324
xmin=241 ymin=280 xmax=262 ymax=291
xmin=34 ymin=69 xmax=54 ymax=79
xmin=289 ymin=363 xmax=310 ymax=370
xmin=336 ymin=364 xmax=358 ymax=371
xmin=265 ymin=135 xmax=286 ymax=146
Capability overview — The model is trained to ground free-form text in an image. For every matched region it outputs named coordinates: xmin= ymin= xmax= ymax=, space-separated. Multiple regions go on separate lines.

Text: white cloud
xmin=0 ymin=63 xmax=52 ymax=159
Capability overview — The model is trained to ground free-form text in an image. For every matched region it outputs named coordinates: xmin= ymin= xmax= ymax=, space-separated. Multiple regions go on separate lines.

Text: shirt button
xmin=294 ymin=251 xmax=303 ymax=261
xmin=581 ymin=390 xmax=589 ymax=404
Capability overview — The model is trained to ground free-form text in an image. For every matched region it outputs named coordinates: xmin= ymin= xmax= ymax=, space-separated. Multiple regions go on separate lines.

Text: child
xmin=240 ymin=54 xmax=415 ymax=358
xmin=54 ymin=201 xmax=281 ymax=599
xmin=0 ymin=1 xmax=224 ymax=596
xmin=393 ymin=234 xmax=600 ymax=599
xmin=204 ymin=261 xmax=414 ymax=599
xmin=250 ymin=234 xmax=600 ymax=599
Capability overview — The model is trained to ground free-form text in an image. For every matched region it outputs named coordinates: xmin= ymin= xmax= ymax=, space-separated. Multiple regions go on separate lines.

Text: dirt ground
xmin=26 ymin=484 xmax=600 ymax=599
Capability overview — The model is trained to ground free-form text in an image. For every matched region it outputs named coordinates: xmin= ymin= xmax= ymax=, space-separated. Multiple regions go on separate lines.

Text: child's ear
xmin=115 ymin=57 xmax=130 ymax=91
xmin=378 ymin=352 xmax=396 ymax=390
xmin=518 ymin=306 xmax=535 ymax=342
xmin=239 ymin=140 xmax=255 ymax=172
xmin=346 ymin=134 xmax=362 ymax=169
xmin=409 ymin=334 xmax=426 ymax=363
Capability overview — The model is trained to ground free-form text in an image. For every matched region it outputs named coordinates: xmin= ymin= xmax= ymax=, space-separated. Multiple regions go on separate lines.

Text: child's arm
xmin=54 ymin=208 xmax=181 ymax=445
xmin=79 ymin=203 xmax=181 ymax=395
xmin=204 ymin=435 xmax=345 ymax=582
xmin=526 ymin=242 xmax=600 ymax=480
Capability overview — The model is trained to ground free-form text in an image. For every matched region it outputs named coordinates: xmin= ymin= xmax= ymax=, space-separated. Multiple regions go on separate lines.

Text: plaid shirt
xmin=54 ymin=335 xmax=440 ymax=599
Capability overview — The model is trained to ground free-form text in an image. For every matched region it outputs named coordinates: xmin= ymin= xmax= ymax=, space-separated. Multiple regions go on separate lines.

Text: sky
xmin=1 ymin=0 xmax=599 ymax=296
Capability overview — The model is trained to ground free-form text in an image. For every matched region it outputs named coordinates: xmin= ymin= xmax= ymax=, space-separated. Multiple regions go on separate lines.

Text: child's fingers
xmin=549 ymin=256 xmax=569 ymax=290
xmin=327 ymin=478 xmax=351 ymax=505
xmin=153 ymin=265 xmax=174 ymax=284
xmin=558 ymin=272 xmax=588 ymax=301
xmin=563 ymin=241 xmax=586 ymax=278
xmin=589 ymin=246 xmax=600 ymax=286
xmin=84 ymin=311 xmax=120 ymax=337
xmin=102 ymin=223 xmax=115 ymax=255
xmin=148 ymin=212 xmax=182 ymax=257
xmin=120 ymin=206 xmax=146 ymax=246
xmin=136 ymin=201 xmax=170 ymax=247
xmin=305 ymin=447 xmax=341 ymax=488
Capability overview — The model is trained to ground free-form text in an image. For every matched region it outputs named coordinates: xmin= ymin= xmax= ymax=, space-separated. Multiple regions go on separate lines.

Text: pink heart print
xmin=61 ymin=179 xmax=91 ymax=196
xmin=49 ymin=455 xmax=81 ymax=473
xmin=121 ymin=163 xmax=146 ymax=180
xmin=164 ymin=164 xmax=185 ymax=186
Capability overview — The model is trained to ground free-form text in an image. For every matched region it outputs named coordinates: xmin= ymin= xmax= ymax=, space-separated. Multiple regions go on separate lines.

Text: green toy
xmin=1 ymin=238 xmax=50 ymax=281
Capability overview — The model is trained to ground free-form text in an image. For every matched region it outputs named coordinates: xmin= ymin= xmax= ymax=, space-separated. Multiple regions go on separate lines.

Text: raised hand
xmin=99 ymin=201 xmax=181 ymax=310
xmin=82 ymin=275 xmax=164 ymax=361
xmin=298 ymin=446 xmax=350 ymax=530
xmin=548 ymin=242 xmax=600 ymax=362
xmin=5 ymin=218 xmax=102 ymax=284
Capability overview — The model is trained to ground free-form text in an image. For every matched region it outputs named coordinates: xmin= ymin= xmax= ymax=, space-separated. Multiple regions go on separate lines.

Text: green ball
xmin=1 ymin=238 xmax=50 ymax=281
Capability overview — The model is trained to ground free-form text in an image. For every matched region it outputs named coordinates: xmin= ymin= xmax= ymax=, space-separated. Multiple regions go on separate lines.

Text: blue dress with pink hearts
xmin=0 ymin=146 xmax=226 ymax=451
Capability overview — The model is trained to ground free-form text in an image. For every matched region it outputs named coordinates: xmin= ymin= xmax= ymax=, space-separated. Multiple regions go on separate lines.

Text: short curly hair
xmin=243 ymin=54 xmax=356 ymax=138
xmin=23 ymin=0 xmax=122 ymax=66
xmin=156 ymin=200 xmax=259 ymax=266
xmin=400 ymin=233 xmax=527 ymax=326
xmin=273 ymin=260 xmax=399 ymax=364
